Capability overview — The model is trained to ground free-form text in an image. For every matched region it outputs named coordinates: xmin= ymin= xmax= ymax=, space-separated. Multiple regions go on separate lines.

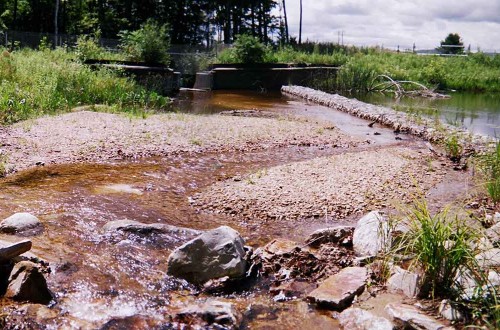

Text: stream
xmin=0 ymin=90 xmax=466 ymax=328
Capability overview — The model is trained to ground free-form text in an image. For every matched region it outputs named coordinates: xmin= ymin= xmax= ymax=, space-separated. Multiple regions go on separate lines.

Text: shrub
xmin=119 ymin=20 xmax=170 ymax=65
xmin=232 ymin=34 xmax=267 ymax=64
xmin=75 ymin=32 xmax=103 ymax=61
xmin=444 ymin=134 xmax=463 ymax=161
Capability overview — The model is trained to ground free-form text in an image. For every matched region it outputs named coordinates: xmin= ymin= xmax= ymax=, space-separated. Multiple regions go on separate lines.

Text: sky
xmin=274 ymin=0 xmax=500 ymax=52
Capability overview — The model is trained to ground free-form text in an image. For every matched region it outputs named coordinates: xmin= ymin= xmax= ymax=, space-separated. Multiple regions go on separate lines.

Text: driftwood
xmin=0 ymin=240 xmax=32 ymax=262
xmin=369 ymin=75 xmax=450 ymax=99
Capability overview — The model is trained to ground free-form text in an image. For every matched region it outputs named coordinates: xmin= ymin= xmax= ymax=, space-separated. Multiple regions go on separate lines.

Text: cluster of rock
xmin=0 ymin=213 xmax=53 ymax=305
xmin=281 ymin=86 xmax=495 ymax=152
xmin=164 ymin=210 xmax=499 ymax=329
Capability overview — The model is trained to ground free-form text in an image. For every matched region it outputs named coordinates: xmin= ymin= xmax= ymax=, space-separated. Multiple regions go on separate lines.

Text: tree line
xmin=0 ymin=0 xmax=293 ymax=45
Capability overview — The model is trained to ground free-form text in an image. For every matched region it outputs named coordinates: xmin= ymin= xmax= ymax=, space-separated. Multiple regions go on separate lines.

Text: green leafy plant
xmin=232 ymin=34 xmax=267 ymax=64
xmin=444 ymin=134 xmax=463 ymax=161
xmin=119 ymin=20 xmax=170 ymax=65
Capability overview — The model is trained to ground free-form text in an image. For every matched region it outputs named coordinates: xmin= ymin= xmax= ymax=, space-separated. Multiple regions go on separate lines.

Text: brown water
xmin=0 ymin=90 xmax=425 ymax=328
xmin=173 ymin=90 xmax=406 ymax=145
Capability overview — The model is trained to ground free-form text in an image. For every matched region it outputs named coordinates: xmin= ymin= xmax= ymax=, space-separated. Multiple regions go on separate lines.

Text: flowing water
xmin=1 ymin=90 xmax=393 ymax=329
xmin=0 ymin=89 xmax=476 ymax=328
xmin=0 ymin=147 xmax=346 ymax=328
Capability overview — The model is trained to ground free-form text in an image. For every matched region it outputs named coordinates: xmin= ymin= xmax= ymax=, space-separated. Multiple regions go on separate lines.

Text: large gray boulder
xmin=385 ymin=303 xmax=450 ymax=330
xmin=353 ymin=211 xmax=390 ymax=257
xmin=5 ymin=261 xmax=53 ymax=304
xmin=167 ymin=226 xmax=247 ymax=284
xmin=307 ymin=267 xmax=368 ymax=310
xmin=338 ymin=307 xmax=394 ymax=330
xmin=0 ymin=213 xmax=43 ymax=235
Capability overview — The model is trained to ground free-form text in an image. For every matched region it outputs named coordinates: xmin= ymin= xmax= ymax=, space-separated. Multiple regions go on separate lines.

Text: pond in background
xmin=354 ymin=92 xmax=500 ymax=137
xmin=173 ymin=89 xmax=500 ymax=138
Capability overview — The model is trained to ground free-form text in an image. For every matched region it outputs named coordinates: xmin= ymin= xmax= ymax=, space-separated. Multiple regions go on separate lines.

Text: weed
xmin=0 ymin=47 xmax=170 ymax=125
xmin=189 ymin=138 xmax=202 ymax=146
xmin=393 ymin=201 xmax=478 ymax=299
xmin=0 ymin=153 xmax=9 ymax=177
xmin=444 ymin=134 xmax=463 ymax=161
xmin=119 ymin=20 xmax=170 ymax=65
xmin=218 ymin=45 xmax=500 ymax=92
xmin=475 ymin=141 xmax=500 ymax=203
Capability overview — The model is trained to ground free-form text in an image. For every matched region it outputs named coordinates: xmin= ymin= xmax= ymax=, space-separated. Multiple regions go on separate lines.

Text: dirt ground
xmin=0 ymin=110 xmax=358 ymax=174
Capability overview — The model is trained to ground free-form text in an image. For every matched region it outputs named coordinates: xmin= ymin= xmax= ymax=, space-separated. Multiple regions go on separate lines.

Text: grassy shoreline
xmin=0 ymin=47 xmax=170 ymax=125
xmin=218 ymin=46 xmax=500 ymax=93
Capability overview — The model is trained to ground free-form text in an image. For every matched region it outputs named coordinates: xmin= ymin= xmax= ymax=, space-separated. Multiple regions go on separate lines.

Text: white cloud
xmin=275 ymin=0 xmax=500 ymax=51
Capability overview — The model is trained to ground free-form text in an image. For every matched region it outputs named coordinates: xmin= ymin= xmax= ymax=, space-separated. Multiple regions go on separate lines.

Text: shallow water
xmin=0 ymin=146 xmax=349 ymax=328
xmin=0 ymin=89 xmax=457 ymax=328
xmin=173 ymin=90 xmax=405 ymax=145
xmin=354 ymin=91 xmax=500 ymax=137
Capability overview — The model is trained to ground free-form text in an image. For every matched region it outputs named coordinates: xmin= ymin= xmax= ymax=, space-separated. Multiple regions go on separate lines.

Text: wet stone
xmin=167 ymin=226 xmax=247 ymax=284
xmin=0 ymin=240 xmax=32 ymax=262
xmin=307 ymin=267 xmax=368 ymax=310
xmin=306 ymin=226 xmax=354 ymax=248
xmin=172 ymin=300 xmax=242 ymax=330
xmin=270 ymin=280 xmax=317 ymax=301
xmin=103 ymin=219 xmax=201 ymax=237
xmin=252 ymin=239 xmax=354 ymax=286
xmin=99 ymin=315 xmax=159 ymax=330
xmin=385 ymin=303 xmax=450 ymax=330
xmin=0 ymin=213 xmax=43 ymax=235
xmin=5 ymin=261 xmax=53 ymax=305
xmin=338 ymin=307 xmax=394 ymax=330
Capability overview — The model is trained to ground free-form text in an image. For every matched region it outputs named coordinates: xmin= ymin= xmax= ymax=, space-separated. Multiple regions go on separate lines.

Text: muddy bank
xmin=282 ymin=86 xmax=496 ymax=150
xmin=0 ymin=110 xmax=359 ymax=175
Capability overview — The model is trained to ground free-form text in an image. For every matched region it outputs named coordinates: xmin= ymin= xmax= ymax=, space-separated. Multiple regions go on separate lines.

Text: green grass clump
xmin=396 ymin=201 xmax=477 ymax=298
xmin=444 ymin=134 xmax=464 ymax=162
xmin=389 ymin=201 xmax=499 ymax=327
xmin=476 ymin=142 xmax=500 ymax=204
xmin=0 ymin=47 xmax=169 ymax=125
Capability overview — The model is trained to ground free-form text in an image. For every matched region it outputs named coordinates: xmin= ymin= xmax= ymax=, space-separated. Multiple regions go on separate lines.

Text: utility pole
xmin=299 ymin=0 xmax=303 ymax=44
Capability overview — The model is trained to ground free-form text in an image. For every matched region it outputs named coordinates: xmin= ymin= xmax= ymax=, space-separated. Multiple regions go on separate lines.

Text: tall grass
xmin=217 ymin=45 xmax=500 ymax=92
xmin=395 ymin=201 xmax=477 ymax=298
xmin=0 ymin=47 xmax=169 ymax=125
xmin=476 ymin=142 xmax=500 ymax=204
xmin=389 ymin=201 xmax=500 ymax=327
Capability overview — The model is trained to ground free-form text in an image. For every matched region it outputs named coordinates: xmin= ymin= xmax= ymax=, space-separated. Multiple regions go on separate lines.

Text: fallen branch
xmin=369 ymin=75 xmax=450 ymax=99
